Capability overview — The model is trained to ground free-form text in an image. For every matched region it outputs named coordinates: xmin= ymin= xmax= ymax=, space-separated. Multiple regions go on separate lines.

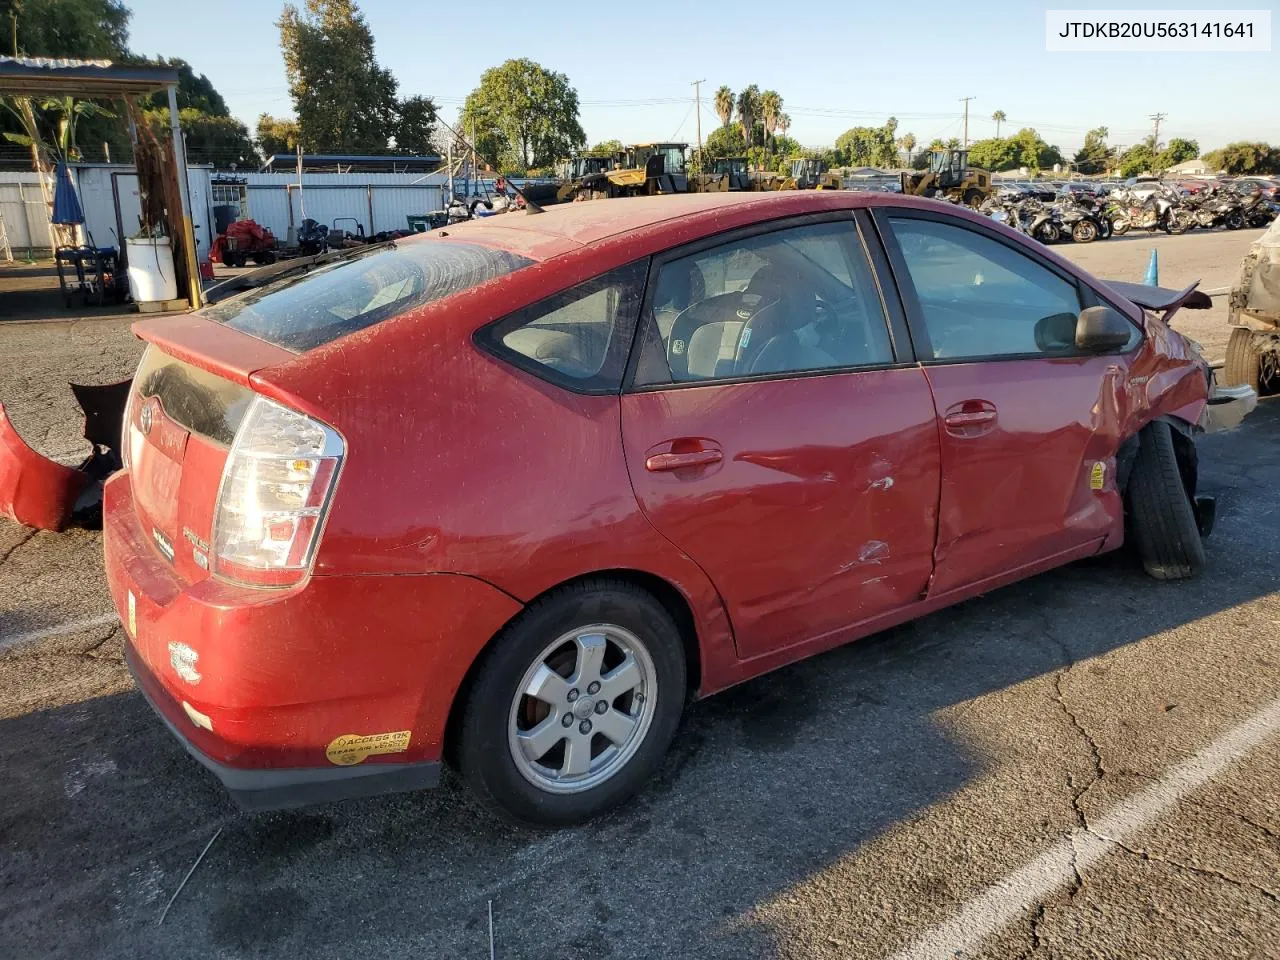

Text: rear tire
xmin=1224 ymin=327 xmax=1262 ymax=390
xmin=1225 ymin=211 xmax=1245 ymax=230
xmin=963 ymin=189 xmax=984 ymax=208
xmin=1126 ymin=421 xmax=1205 ymax=580
xmin=456 ymin=579 xmax=687 ymax=826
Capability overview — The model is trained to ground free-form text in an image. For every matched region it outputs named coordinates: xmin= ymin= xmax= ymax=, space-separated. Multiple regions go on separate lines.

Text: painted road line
xmin=0 ymin=612 xmax=120 ymax=652
xmin=887 ymin=694 xmax=1280 ymax=960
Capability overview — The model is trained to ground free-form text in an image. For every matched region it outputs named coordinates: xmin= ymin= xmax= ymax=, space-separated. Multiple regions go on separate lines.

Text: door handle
xmin=942 ymin=400 xmax=998 ymax=437
xmin=645 ymin=449 xmax=722 ymax=472
xmin=943 ymin=410 xmax=997 ymax=427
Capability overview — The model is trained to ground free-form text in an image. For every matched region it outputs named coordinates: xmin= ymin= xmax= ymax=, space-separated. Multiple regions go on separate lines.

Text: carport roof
xmin=0 ymin=56 xmax=178 ymax=97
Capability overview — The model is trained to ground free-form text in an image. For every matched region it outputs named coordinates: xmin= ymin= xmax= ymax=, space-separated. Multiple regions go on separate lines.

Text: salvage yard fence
xmin=239 ymin=173 xmax=449 ymax=242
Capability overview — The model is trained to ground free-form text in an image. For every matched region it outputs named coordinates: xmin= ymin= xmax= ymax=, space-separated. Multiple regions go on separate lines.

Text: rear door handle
xmin=943 ymin=410 xmax=996 ymax=427
xmin=942 ymin=400 xmax=998 ymax=437
xmin=645 ymin=449 xmax=722 ymax=472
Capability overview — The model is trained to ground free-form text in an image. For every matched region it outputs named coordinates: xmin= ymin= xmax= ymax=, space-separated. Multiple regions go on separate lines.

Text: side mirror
xmin=1075 ymin=305 xmax=1134 ymax=353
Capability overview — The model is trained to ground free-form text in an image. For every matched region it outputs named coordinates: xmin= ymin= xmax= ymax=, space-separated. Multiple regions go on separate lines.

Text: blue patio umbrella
xmin=50 ymin=161 xmax=85 ymax=226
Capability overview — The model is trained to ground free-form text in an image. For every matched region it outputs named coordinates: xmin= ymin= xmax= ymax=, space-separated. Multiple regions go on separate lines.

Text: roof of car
xmin=428 ymin=192 xmax=875 ymax=257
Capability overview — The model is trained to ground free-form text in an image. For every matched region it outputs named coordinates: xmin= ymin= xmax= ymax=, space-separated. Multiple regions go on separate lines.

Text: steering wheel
xmin=665 ymin=290 xmax=772 ymax=380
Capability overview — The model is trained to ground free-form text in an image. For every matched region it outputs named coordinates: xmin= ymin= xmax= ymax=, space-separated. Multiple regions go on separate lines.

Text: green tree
xmin=278 ymin=0 xmax=400 ymax=152
xmin=256 ymin=114 xmax=301 ymax=156
xmin=1117 ymin=143 xmax=1158 ymax=178
xmin=145 ymin=107 xmax=256 ymax=167
xmin=968 ymin=137 xmax=1021 ymax=172
xmin=703 ymin=124 xmax=746 ymax=159
xmin=1073 ymin=126 xmax=1113 ymax=175
xmin=588 ymin=139 xmax=624 ymax=156
xmin=991 ymin=109 xmax=1006 ymax=138
xmin=1202 ymin=142 xmax=1280 ymax=175
xmin=460 ymin=58 xmax=585 ymax=172
xmin=0 ymin=0 xmax=129 ymax=58
xmin=835 ymin=117 xmax=899 ymax=168
xmin=1008 ymin=128 xmax=1062 ymax=170
xmin=393 ymin=94 xmax=437 ymax=155
xmin=736 ymin=84 xmax=760 ymax=148
xmin=1157 ymin=137 xmax=1199 ymax=171
xmin=897 ymin=132 xmax=916 ymax=166
xmin=759 ymin=89 xmax=782 ymax=150
xmin=124 ymin=56 xmax=230 ymax=115
xmin=713 ymin=85 xmax=733 ymax=128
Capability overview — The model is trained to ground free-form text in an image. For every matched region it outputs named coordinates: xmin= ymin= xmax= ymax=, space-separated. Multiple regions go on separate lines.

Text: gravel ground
xmin=2 ymin=226 xmax=1278 ymax=960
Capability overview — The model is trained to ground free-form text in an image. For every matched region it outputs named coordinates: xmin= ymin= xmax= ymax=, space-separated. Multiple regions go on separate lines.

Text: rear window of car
xmin=202 ymin=240 xmax=533 ymax=351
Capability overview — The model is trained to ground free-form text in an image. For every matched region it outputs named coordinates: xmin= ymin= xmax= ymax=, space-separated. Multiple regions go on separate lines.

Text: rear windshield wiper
xmin=203 ymin=241 xmax=396 ymax=305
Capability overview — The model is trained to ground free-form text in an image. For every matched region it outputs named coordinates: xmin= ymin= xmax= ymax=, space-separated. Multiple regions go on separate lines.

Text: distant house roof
xmin=0 ymin=55 xmax=178 ymax=97
xmin=845 ymin=166 xmax=893 ymax=177
xmin=261 ymin=153 xmax=442 ymax=173
xmin=1167 ymin=158 xmax=1211 ymax=174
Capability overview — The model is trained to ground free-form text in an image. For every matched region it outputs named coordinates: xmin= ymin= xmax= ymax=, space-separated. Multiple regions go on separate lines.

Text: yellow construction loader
xmin=899 ymin=148 xmax=992 ymax=206
xmin=562 ymin=143 xmax=689 ymax=200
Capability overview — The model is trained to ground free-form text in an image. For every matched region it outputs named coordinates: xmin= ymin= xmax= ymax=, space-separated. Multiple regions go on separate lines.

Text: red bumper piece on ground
xmin=0 ymin=402 xmax=88 ymax=531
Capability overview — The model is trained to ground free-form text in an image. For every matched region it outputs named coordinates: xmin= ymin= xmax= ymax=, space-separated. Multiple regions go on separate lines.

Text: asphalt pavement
xmin=2 ymin=227 xmax=1279 ymax=960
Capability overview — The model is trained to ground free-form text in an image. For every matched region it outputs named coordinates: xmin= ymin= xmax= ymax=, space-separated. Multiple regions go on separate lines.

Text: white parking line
xmin=888 ymin=695 xmax=1280 ymax=960
xmin=0 ymin=612 xmax=120 ymax=652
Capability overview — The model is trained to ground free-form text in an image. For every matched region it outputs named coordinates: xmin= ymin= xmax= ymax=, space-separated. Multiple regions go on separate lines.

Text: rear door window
xmin=202 ymin=240 xmax=532 ymax=351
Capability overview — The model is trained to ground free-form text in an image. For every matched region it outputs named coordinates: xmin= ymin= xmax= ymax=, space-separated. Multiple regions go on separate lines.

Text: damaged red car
xmin=100 ymin=191 xmax=1255 ymax=825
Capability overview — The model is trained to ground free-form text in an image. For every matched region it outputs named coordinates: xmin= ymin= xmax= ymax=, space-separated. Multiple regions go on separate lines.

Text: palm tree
xmin=779 ymin=113 xmax=791 ymax=141
xmin=736 ymin=85 xmax=760 ymax=148
xmin=759 ymin=90 xmax=782 ymax=151
xmin=992 ymin=110 xmax=1007 ymax=138
xmin=714 ymin=86 xmax=734 ymax=129
xmin=898 ymin=132 xmax=917 ymax=167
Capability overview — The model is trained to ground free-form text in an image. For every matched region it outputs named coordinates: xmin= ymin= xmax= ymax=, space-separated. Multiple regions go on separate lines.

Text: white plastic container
xmin=126 ymin=237 xmax=178 ymax=303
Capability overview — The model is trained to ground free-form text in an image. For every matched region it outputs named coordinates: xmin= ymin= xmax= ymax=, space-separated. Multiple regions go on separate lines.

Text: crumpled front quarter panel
xmin=1127 ymin=313 xmax=1210 ymax=430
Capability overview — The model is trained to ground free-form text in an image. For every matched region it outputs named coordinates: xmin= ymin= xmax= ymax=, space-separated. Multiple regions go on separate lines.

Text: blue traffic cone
xmin=1144 ymin=248 xmax=1159 ymax=286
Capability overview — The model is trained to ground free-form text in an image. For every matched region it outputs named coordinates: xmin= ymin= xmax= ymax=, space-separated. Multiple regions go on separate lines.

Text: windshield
xmin=659 ymin=146 xmax=686 ymax=174
xmin=202 ymin=240 xmax=532 ymax=351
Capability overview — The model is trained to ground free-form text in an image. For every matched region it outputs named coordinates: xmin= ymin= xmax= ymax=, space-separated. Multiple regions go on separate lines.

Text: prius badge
xmin=140 ymin=398 xmax=156 ymax=436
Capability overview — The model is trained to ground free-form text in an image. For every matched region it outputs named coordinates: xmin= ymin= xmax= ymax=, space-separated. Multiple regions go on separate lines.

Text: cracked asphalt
xmin=3 ymin=229 xmax=1280 ymax=960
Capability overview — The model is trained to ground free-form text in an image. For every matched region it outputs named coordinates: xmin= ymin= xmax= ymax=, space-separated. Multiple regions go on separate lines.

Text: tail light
xmin=211 ymin=396 xmax=344 ymax=587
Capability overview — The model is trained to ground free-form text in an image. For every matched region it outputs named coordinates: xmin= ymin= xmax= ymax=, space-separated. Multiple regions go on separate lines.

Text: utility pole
xmin=959 ymin=96 xmax=977 ymax=149
xmin=691 ymin=79 xmax=705 ymax=169
xmin=1149 ymin=112 xmax=1166 ymax=148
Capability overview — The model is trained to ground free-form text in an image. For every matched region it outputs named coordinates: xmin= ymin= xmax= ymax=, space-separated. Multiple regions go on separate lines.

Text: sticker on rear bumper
xmin=127 ymin=591 xmax=136 ymax=638
xmin=325 ymin=730 xmax=412 ymax=766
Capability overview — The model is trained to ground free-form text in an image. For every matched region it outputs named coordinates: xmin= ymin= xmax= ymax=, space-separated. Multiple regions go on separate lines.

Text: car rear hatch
xmin=123 ymin=316 xmax=294 ymax=583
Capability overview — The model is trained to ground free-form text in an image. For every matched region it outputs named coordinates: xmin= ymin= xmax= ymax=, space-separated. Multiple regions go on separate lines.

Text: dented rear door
xmin=620 ymin=218 xmax=940 ymax=660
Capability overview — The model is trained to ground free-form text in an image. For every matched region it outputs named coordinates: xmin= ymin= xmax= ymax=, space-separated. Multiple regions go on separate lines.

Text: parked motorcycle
xmin=1186 ymin=190 xmax=1246 ymax=230
xmin=1109 ymin=186 xmax=1192 ymax=234
xmin=1056 ymin=194 xmax=1108 ymax=242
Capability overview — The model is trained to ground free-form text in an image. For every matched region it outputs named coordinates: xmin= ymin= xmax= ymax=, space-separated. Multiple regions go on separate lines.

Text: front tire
xmin=1071 ymin=219 xmax=1098 ymax=243
xmin=456 ymin=580 xmax=687 ymax=826
xmin=1126 ymin=421 xmax=1206 ymax=580
xmin=1224 ymin=211 xmax=1245 ymax=230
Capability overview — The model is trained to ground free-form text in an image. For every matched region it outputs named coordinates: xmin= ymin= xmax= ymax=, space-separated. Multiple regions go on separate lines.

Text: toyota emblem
xmin=140 ymin=399 xmax=155 ymax=436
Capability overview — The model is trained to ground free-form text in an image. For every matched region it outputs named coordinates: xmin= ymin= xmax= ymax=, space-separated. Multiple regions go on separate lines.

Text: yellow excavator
xmin=900 ymin=148 xmax=992 ymax=206
xmin=554 ymin=155 xmax=618 ymax=202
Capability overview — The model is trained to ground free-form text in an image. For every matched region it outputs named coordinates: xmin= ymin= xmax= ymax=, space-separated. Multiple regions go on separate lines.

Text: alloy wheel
xmin=507 ymin=625 xmax=657 ymax=794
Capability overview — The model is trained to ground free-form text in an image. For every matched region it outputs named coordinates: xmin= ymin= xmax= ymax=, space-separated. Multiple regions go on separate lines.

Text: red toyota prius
xmin=104 ymin=191 xmax=1250 ymax=825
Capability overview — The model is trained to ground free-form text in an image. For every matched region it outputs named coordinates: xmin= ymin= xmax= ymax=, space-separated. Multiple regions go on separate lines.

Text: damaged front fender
xmin=0 ymin=379 xmax=131 ymax=532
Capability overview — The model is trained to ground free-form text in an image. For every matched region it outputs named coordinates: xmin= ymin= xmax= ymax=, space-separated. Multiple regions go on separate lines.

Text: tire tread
xmin=1127 ymin=421 xmax=1205 ymax=580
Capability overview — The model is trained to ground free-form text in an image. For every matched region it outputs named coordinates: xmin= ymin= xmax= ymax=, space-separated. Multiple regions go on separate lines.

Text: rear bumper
xmin=1201 ymin=382 xmax=1258 ymax=433
xmin=104 ymin=471 xmax=523 ymax=808
xmin=126 ymin=645 xmax=440 ymax=810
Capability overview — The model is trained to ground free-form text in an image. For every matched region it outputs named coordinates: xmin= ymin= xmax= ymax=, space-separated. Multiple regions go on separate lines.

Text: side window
xmin=480 ymin=260 xmax=647 ymax=392
xmin=887 ymin=216 xmax=1096 ymax=360
xmin=634 ymin=221 xmax=894 ymax=386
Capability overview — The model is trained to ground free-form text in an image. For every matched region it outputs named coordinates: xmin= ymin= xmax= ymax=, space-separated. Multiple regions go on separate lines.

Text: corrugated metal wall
xmin=0 ymin=173 xmax=56 ymax=254
xmin=0 ymin=167 xmax=215 ymax=260
xmin=241 ymin=172 xmax=448 ymax=239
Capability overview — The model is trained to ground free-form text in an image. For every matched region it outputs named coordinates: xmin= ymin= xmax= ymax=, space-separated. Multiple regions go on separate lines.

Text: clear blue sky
xmin=126 ymin=0 xmax=1278 ymax=155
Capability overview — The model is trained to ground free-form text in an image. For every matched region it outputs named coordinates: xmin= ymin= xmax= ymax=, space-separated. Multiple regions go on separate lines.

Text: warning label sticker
xmin=1089 ymin=461 xmax=1107 ymax=491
